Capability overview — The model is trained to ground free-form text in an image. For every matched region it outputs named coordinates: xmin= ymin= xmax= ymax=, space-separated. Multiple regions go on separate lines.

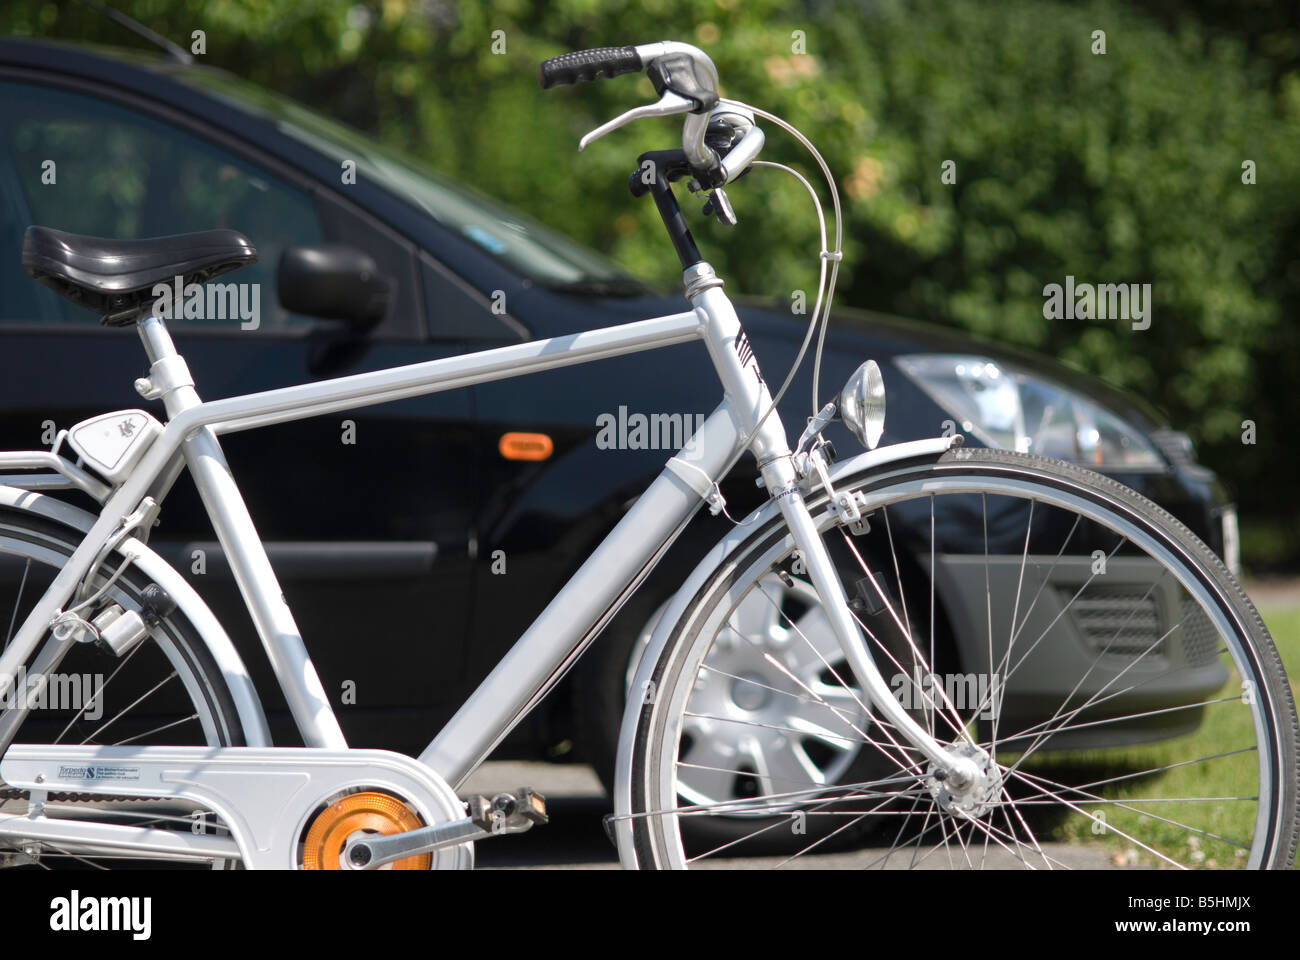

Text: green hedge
xmin=6 ymin=0 xmax=1299 ymax=566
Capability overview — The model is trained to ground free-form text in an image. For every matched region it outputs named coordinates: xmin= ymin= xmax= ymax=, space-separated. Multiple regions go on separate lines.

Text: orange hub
xmin=301 ymin=791 xmax=431 ymax=870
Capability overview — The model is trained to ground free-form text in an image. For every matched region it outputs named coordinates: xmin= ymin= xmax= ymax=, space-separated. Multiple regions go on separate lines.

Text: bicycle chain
xmin=0 ymin=787 xmax=173 ymax=803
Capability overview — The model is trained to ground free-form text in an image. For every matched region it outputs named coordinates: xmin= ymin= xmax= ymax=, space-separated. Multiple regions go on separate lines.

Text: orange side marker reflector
xmin=499 ymin=432 xmax=554 ymax=461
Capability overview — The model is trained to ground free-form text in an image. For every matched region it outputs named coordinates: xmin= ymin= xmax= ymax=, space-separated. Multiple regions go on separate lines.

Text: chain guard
xmin=0 ymin=744 xmax=472 ymax=868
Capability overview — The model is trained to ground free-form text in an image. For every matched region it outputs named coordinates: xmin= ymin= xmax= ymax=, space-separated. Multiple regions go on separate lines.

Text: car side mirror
xmin=277 ymin=244 xmax=391 ymax=332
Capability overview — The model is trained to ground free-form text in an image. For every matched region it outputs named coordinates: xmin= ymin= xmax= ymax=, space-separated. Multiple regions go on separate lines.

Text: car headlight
xmin=894 ymin=354 xmax=1164 ymax=468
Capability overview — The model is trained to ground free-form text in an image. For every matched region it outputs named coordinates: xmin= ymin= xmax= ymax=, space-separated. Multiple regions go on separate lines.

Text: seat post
xmin=135 ymin=311 xmax=203 ymax=421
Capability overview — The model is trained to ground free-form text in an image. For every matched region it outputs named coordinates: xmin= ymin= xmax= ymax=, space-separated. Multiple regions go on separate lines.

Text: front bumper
xmin=933 ymin=553 xmax=1228 ymax=751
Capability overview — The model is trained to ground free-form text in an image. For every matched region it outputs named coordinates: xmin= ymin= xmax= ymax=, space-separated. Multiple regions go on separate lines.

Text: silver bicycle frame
xmin=0 ymin=261 xmax=967 ymax=791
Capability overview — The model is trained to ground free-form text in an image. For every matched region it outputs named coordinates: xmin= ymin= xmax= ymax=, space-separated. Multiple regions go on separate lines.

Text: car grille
xmin=1060 ymin=585 xmax=1222 ymax=667
xmin=1178 ymin=595 xmax=1222 ymax=667
xmin=1068 ymin=586 xmax=1164 ymax=658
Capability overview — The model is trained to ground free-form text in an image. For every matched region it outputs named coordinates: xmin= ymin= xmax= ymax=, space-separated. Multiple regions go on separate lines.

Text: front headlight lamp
xmin=838 ymin=359 xmax=887 ymax=450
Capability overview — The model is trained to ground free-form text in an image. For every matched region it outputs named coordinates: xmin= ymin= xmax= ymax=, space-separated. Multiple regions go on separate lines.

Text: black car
xmin=0 ymin=38 xmax=1238 ymax=792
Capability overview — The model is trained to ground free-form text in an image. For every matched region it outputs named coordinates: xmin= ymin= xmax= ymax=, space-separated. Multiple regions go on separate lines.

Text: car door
xmin=0 ymin=75 xmax=476 ymax=753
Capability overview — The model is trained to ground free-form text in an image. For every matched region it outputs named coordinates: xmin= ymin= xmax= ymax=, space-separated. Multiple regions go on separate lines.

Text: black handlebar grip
xmin=539 ymin=46 xmax=643 ymax=88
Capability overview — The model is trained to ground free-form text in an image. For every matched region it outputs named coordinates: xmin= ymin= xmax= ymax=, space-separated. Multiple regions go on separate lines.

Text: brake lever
xmin=578 ymin=90 xmax=697 ymax=151
xmin=701 ymin=186 xmax=736 ymax=226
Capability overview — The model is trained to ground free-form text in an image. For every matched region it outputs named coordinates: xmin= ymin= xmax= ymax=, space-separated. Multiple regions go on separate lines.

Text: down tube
xmin=422 ymin=402 xmax=746 ymax=788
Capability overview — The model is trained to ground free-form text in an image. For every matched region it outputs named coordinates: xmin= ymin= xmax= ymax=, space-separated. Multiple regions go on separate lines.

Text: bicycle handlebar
xmin=538 ymin=46 xmax=644 ymax=88
xmin=539 ymin=42 xmax=727 ymax=179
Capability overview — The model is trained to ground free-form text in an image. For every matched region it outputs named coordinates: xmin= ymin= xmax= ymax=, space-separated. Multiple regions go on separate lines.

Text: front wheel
xmin=627 ymin=448 xmax=1299 ymax=869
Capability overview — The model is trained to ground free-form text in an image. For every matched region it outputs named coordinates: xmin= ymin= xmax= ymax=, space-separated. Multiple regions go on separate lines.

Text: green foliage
xmin=4 ymin=0 xmax=1299 ymax=565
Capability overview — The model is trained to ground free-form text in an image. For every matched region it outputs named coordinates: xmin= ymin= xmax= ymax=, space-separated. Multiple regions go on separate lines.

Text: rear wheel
xmin=0 ymin=507 xmax=246 ymax=868
xmin=628 ymin=449 xmax=1299 ymax=869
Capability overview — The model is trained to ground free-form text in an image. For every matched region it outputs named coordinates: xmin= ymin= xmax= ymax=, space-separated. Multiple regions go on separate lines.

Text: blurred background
xmin=4 ymin=0 xmax=1299 ymax=574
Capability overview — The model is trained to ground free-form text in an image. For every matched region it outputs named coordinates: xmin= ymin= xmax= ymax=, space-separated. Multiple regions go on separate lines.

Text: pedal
xmin=468 ymin=787 xmax=548 ymax=835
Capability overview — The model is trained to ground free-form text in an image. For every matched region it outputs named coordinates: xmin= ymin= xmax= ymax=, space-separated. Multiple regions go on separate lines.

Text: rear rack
xmin=0 ymin=443 xmax=112 ymax=503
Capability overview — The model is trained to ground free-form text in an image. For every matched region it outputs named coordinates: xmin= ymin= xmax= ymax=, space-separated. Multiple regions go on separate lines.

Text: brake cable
xmin=720 ymin=98 xmax=845 ymax=418
xmin=687 ymin=101 xmax=847 ymax=525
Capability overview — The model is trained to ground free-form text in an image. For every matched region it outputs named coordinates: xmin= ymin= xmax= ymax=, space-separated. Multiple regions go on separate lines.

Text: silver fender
xmin=612 ymin=435 xmax=958 ymax=867
xmin=0 ymin=485 xmax=271 ymax=747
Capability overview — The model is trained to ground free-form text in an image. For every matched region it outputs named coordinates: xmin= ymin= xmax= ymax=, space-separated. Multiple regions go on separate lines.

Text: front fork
xmin=763 ymin=462 xmax=977 ymax=782
xmin=687 ymin=263 xmax=979 ymax=785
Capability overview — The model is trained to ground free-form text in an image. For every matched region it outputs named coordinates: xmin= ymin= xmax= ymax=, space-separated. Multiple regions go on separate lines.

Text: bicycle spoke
xmin=113 ymin=713 xmax=199 ymax=746
xmin=54 ymin=639 xmax=148 ymax=744
xmin=1018 ymin=746 xmax=1260 ymax=799
xmin=982 ymin=493 xmax=996 ymax=756
xmin=971 ymin=510 xmax=1084 ymax=728
xmin=1010 ymin=765 xmax=1254 ymax=853
xmin=929 ymin=494 xmax=936 ymax=739
xmin=726 ymin=590 xmax=925 ymax=775
xmin=3 ymin=557 xmax=30 ymax=649
xmin=881 ymin=506 xmax=915 ymax=652
xmin=77 ymin=670 xmax=177 ymax=745
xmin=839 ymin=532 xmax=972 ymax=743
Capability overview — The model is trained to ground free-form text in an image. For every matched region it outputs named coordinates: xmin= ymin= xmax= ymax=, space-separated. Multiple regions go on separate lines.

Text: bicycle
xmin=0 ymin=41 xmax=1294 ymax=869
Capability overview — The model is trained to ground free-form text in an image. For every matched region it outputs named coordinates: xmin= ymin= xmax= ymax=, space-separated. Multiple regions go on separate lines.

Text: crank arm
xmin=343 ymin=817 xmax=484 ymax=868
xmin=344 ymin=788 xmax=547 ymax=869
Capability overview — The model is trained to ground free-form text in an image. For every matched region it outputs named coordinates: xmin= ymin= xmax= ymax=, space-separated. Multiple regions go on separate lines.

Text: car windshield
xmin=170 ymin=66 xmax=644 ymax=292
